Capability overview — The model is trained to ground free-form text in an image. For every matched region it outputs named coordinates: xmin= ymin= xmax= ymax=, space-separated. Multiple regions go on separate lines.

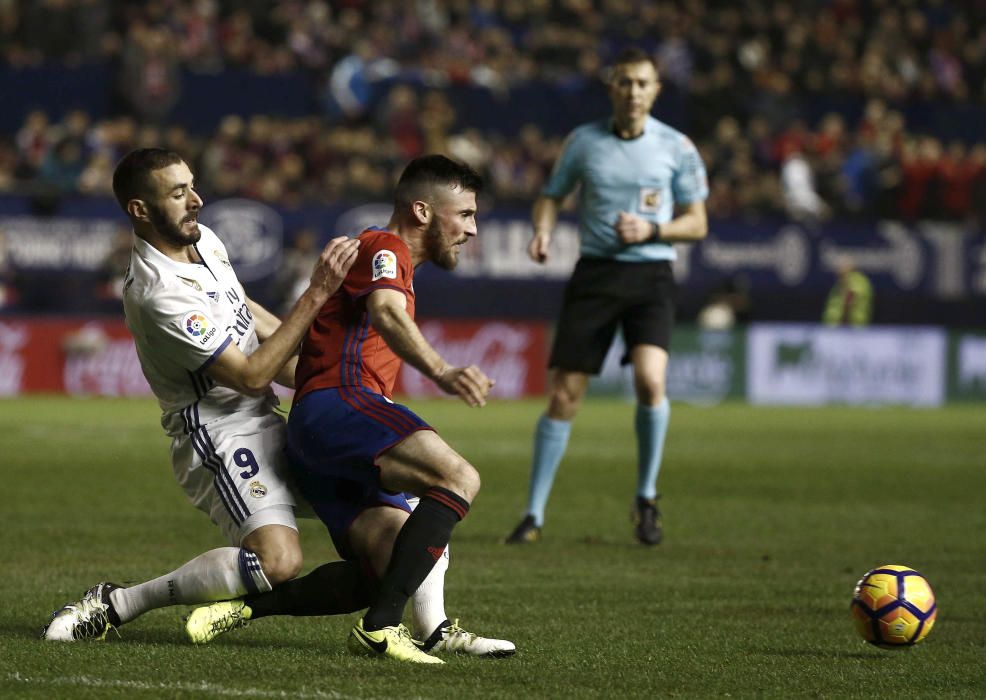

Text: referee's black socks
xmin=362 ymin=486 xmax=469 ymax=632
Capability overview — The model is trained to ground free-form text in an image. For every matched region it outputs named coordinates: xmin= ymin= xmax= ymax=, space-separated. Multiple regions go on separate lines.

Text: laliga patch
xmin=249 ymin=481 xmax=268 ymax=498
xmin=371 ymin=250 xmax=398 ymax=281
xmin=181 ymin=310 xmax=218 ymax=345
xmin=639 ymin=187 xmax=661 ymax=213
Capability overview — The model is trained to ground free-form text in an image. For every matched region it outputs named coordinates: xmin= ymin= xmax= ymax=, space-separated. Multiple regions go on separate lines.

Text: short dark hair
xmin=612 ymin=47 xmax=657 ymax=71
xmin=394 ymin=154 xmax=483 ymax=210
xmin=112 ymin=148 xmax=184 ymax=211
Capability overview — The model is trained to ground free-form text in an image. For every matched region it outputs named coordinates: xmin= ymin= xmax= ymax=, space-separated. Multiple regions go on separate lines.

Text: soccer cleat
xmin=416 ymin=619 xmax=516 ymax=658
xmin=347 ymin=617 xmax=444 ymax=664
xmin=184 ymin=600 xmax=253 ymax=644
xmin=42 ymin=582 xmax=121 ymax=641
xmin=504 ymin=514 xmax=541 ymax=544
xmin=633 ymin=495 xmax=663 ymax=546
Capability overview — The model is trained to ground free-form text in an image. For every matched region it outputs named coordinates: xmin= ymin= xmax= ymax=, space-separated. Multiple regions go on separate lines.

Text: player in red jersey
xmin=292 ymin=155 xmax=500 ymax=663
xmin=200 ymin=155 xmax=506 ymax=664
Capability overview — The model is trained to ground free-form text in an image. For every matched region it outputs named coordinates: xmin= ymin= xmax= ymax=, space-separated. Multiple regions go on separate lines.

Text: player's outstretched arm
xmin=207 ymin=236 xmax=359 ymax=395
xmin=246 ymin=298 xmax=282 ymax=342
xmin=245 ymin=298 xmax=298 ymax=388
xmin=366 ymin=288 xmax=494 ymax=407
xmin=528 ymin=196 xmax=561 ymax=263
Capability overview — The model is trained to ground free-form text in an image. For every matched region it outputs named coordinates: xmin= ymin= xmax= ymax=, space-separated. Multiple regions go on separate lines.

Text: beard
xmin=425 ymin=217 xmax=460 ymax=270
xmin=147 ymin=203 xmax=201 ymax=247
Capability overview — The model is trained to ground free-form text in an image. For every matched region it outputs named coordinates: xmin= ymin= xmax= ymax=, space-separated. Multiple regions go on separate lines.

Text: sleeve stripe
xmin=197 ymin=335 xmax=233 ymax=373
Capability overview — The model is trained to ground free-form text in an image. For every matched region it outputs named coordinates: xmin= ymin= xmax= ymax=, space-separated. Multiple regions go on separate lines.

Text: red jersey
xmin=294 ymin=228 xmax=415 ymax=401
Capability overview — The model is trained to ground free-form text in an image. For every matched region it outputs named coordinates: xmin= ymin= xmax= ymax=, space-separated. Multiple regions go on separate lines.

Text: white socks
xmin=411 ymin=543 xmax=450 ymax=637
xmin=406 ymin=495 xmax=450 ymax=637
xmin=109 ymin=547 xmax=253 ymax=624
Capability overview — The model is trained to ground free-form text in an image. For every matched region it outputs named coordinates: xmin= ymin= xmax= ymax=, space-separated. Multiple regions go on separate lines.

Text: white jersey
xmin=123 ymin=224 xmax=276 ymax=437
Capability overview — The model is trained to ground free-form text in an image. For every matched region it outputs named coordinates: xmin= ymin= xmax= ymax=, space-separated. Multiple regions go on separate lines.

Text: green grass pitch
xmin=2 ymin=396 xmax=985 ymax=698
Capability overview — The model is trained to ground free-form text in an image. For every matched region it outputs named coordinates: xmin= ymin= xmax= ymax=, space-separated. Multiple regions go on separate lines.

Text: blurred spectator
xmin=14 ymin=110 xmax=50 ymax=180
xmin=0 ymin=0 xmax=985 ymax=222
xmin=377 ymin=84 xmax=424 ymax=159
xmin=970 ymin=144 xmax=986 ymax=227
xmin=38 ymin=137 xmax=85 ymax=194
xmin=269 ymin=227 xmax=320 ymax=315
xmin=323 ymin=39 xmax=399 ymax=122
xmin=781 ymin=147 xmax=830 ymax=223
xmin=77 ymin=151 xmax=114 ymax=196
xmin=697 ymin=274 xmax=752 ymax=330
xmin=899 ymin=136 xmax=942 ymax=220
xmin=118 ymin=23 xmax=181 ymax=124
xmin=95 ymin=227 xmax=133 ymax=303
xmin=823 ymin=256 xmax=873 ymax=326
xmin=0 ymin=228 xmax=17 ymax=309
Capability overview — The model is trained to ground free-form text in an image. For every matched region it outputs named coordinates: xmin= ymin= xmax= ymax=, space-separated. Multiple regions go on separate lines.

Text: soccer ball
xmin=850 ymin=564 xmax=937 ymax=648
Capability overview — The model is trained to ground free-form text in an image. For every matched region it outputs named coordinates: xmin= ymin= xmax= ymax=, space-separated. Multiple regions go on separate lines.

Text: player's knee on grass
xmin=242 ymin=524 xmax=304 ymax=586
xmin=256 ymin=546 xmax=304 ymax=586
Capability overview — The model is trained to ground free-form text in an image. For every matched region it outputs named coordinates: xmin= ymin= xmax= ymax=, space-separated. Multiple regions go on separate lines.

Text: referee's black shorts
xmin=548 ymin=257 xmax=675 ymax=375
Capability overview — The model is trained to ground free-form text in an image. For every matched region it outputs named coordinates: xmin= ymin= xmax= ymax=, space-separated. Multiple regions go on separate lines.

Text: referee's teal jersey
xmin=543 ymin=116 xmax=708 ymax=262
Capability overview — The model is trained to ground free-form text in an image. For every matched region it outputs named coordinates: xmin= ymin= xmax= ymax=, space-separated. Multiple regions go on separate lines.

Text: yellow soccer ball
xmin=850 ymin=564 xmax=937 ymax=648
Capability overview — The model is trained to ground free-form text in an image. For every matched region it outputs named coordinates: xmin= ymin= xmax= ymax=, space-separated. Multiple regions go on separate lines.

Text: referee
xmin=506 ymin=47 xmax=709 ymax=546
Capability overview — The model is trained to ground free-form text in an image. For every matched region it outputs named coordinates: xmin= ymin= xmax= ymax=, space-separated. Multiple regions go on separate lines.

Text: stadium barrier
xmin=1 ymin=195 xmax=985 ymax=325
xmin=0 ymin=317 xmax=546 ymax=400
xmin=2 ymin=317 xmax=982 ymax=405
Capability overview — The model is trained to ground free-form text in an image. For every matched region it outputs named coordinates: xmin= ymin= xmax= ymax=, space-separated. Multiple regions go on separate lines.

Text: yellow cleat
xmin=348 ymin=618 xmax=444 ymax=664
xmin=184 ymin=600 xmax=252 ymax=644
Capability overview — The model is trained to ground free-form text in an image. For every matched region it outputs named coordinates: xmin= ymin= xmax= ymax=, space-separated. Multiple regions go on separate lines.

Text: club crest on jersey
xmin=214 ymin=250 xmax=233 ymax=269
xmin=639 ymin=187 xmax=661 ymax=213
xmin=182 ymin=311 xmax=218 ymax=345
xmin=372 ymin=250 xmax=398 ymax=281
xmin=249 ymin=481 xmax=268 ymax=498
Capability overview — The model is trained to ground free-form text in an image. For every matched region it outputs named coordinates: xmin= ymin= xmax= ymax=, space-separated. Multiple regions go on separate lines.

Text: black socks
xmin=362 ymin=487 xmax=469 ymax=631
xmin=245 ymin=559 xmax=377 ymax=618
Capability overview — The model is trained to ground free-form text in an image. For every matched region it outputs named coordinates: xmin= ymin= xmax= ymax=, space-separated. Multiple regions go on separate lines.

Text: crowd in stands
xmin=2 ymin=0 xmax=986 ymax=223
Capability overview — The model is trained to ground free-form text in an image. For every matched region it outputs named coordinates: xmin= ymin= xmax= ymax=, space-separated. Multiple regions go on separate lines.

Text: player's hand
xmin=615 ymin=212 xmax=655 ymax=244
xmin=528 ymin=231 xmax=551 ymax=264
xmin=435 ymin=365 xmax=495 ymax=407
xmin=309 ymin=236 xmax=360 ymax=297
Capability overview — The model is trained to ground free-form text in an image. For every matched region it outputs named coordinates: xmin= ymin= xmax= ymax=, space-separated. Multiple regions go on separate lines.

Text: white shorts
xmin=171 ymin=410 xmax=302 ymax=545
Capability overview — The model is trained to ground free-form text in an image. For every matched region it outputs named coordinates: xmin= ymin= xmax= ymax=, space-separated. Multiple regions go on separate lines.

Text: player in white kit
xmin=42 ymin=149 xmax=513 ymax=658
xmin=41 ymin=148 xmax=358 ymax=640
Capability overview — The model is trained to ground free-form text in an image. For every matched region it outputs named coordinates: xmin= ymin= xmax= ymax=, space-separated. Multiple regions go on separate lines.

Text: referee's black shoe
xmin=504 ymin=514 xmax=541 ymax=544
xmin=633 ymin=496 xmax=663 ymax=546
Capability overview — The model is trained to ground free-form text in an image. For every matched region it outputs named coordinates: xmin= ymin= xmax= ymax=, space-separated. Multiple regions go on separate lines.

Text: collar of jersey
xmin=608 ymin=114 xmax=656 ymax=141
xmin=134 ymin=233 xmax=211 ymax=276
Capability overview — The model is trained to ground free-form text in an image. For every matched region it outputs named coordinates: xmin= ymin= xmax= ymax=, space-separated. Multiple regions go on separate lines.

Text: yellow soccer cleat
xmin=184 ymin=600 xmax=252 ymax=644
xmin=348 ymin=618 xmax=444 ymax=664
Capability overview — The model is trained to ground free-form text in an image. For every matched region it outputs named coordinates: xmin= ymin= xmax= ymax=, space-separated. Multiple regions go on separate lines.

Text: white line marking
xmin=6 ymin=672 xmax=365 ymax=699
